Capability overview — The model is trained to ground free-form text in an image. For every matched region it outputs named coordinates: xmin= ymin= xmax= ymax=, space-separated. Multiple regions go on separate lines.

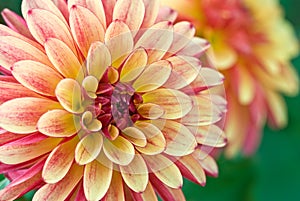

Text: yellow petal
xmin=122 ymin=126 xmax=147 ymax=147
xmin=137 ymin=103 xmax=164 ymax=120
xmin=103 ymin=171 xmax=125 ymax=201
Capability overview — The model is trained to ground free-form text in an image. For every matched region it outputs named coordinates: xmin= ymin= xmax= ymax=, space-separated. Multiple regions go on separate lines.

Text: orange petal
xmin=0 ymin=97 xmax=61 ymax=134
xmin=122 ymin=126 xmax=147 ymax=147
xmin=103 ymin=171 xmax=125 ymax=201
xmin=12 ymin=60 xmax=63 ymax=96
xmin=151 ymin=120 xmax=197 ymax=156
xmin=87 ymin=42 xmax=111 ymax=80
xmin=55 ymin=78 xmax=84 ymax=113
xmin=120 ymin=48 xmax=148 ymax=82
xmin=143 ymin=154 xmax=183 ymax=188
xmin=75 ymin=132 xmax=103 ymax=165
xmin=164 ymin=55 xmax=201 ymax=89
xmin=134 ymin=121 xmax=166 ymax=155
xmin=0 ymin=36 xmax=51 ymax=70
xmin=37 ymin=109 xmax=81 ymax=137
xmin=113 ymin=0 xmax=145 ymax=31
xmin=141 ymin=0 xmax=160 ymax=28
xmin=33 ymin=163 xmax=83 ymax=201
xmin=137 ymin=103 xmax=164 ymax=120
xmin=0 ymin=76 xmax=41 ymax=104
xmin=103 ymin=135 xmax=135 ymax=166
xmin=120 ymin=154 xmax=148 ymax=193
xmin=130 ymin=182 xmax=158 ymax=201
xmin=142 ymin=88 xmax=192 ymax=119
xmin=0 ymin=133 xmax=62 ymax=164
xmin=135 ymin=21 xmax=173 ymax=63
xmin=133 ymin=60 xmax=172 ymax=92
xmin=105 ymin=20 xmax=134 ymax=65
xmin=45 ymin=38 xmax=84 ymax=81
xmin=42 ymin=137 xmax=78 ymax=183
xmin=84 ymin=153 xmax=113 ymax=200
xmin=70 ymin=5 xmax=105 ymax=57
xmin=26 ymin=9 xmax=75 ymax=51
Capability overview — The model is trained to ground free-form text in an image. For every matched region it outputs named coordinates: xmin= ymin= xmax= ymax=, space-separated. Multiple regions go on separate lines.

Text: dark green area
xmin=0 ymin=0 xmax=299 ymax=200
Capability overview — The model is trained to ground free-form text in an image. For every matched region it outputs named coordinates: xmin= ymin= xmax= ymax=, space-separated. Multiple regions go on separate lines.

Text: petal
xmin=52 ymin=0 xmax=70 ymax=20
xmin=140 ymin=0 xmax=160 ymax=28
xmin=213 ymin=43 xmax=237 ymax=70
xmin=113 ymin=0 xmax=145 ymax=31
xmin=55 ymin=78 xmax=84 ymax=113
xmin=142 ymin=88 xmax=192 ymax=119
xmin=188 ymin=125 xmax=227 ymax=148
xmin=177 ymin=37 xmax=210 ymax=58
xmin=70 ymin=5 xmax=105 ymax=57
xmin=134 ymin=121 xmax=165 ymax=155
xmin=164 ymin=56 xmax=201 ymax=89
xmin=0 ymin=76 xmax=41 ymax=104
xmin=1 ymin=9 xmax=33 ymax=39
xmin=103 ymin=136 xmax=135 ymax=166
xmin=87 ymin=42 xmax=111 ymax=80
xmin=33 ymin=163 xmax=83 ymax=201
xmin=12 ymin=60 xmax=63 ymax=96
xmin=0 ymin=97 xmax=62 ymax=134
xmin=45 ymin=38 xmax=84 ymax=81
xmin=0 ymin=159 xmax=44 ymax=201
xmin=27 ymin=9 xmax=76 ymax=51
xmin=137 ymin=103 xmax=164 ymax=120
xmin=151 ymin=120 xmax=197 ymax=156
xmin=143 ymin=154 xmax=183 ymax=188
xmin=155 ymin=6 xmax=178 ymax=23
xmin=135 ymin=21 xmax=173 ymax=63
xmin=101 ymin=0 xmax=116 ymax=25
xmin=122 ymin=126 xmax=147 ymax=147
xmin=130 ymin=183 xmax=158 ymax=201
xmin=103 ymin=171 xmax=125 ymax=201
xmin=75 ymin=132 xmax=103 ymax=165
xmin=42 ymin=137 xmax=78 ymax=183
xmin=120 ymin=47 xmax=148 ymax=82
xmin=193 ymin=150 xmax=218 ymax=177
xmin=0 ymin=129 xmax=26 ymax=146
xmin=0 ymin=133 xmax=62 ymax=164
xmin=175 ymin=155 xmax=206 ymax=186
xmin=133 ymin=60 xmax=172 ymax=92
xmin=37 ymin=109 xmax=81 ymax=137
xmin=0 ymin=36 xmax=52 ymax=70
xmin=120 ymin=154 xmax=148 ymax=193
xmin=105 ymin=20 xmax=134 ymax=65
xmin=84 ymin=152 xmax=113 ymax=201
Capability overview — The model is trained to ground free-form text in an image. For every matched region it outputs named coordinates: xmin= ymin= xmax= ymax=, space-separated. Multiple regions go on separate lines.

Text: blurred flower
xmin=0 ymin=0 xmax=226 ymax=200
xmin=161 ymin=0 xmax=299 ymax=156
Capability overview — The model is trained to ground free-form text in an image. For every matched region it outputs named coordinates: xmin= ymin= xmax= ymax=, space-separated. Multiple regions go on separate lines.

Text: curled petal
xmin=137 ymin=103 xmax=164 ymax=120
xmin=0 ymin=97 xmax=61 ymax=134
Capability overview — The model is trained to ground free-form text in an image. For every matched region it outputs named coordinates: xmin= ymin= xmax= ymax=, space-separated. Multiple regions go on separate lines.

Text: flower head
xmin=0 ymin=0 xmax=226 ymax=200
xmin=162 ymin=0 xmax=299 ymax=156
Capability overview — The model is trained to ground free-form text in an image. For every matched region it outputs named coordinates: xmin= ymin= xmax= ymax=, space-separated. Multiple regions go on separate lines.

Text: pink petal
xmin=141 ymin=0 xmax=160 ymax=28
xmin=177 ymin=37 xmax=210 ymax=58
xmin=130 ymin=183 xmax=158 ymax=201
xmin=12 ymin=60 xmax=63 ymax=96
xmin=0 ymin=129 xmax=26 ymax=146
xmin=69 ymin=5 xmax=105 ymax=57
xmin=0 ymin=97 xmax=62 ymax=134
xmin=52 ymin=0 xmax=70 ymax=20
xmin=155 ymin=6 xmax=178 ymax=23
xmin=101 ymin=0 xmax=116 ymax=25
xmin=193 ymin=150 xmax=219 ymax=177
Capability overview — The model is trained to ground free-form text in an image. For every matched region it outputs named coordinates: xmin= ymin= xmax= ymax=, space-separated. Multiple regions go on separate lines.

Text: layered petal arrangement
xmin=162 ymin=0 xmax=300 ymax=156
xmin=0 ymin=0 xmax=227 ymax=200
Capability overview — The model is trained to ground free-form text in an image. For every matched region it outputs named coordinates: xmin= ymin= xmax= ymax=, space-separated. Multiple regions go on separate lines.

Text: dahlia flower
xmin=0 ymin=0 xmax=226 ymax=200
xmin=161 ymin=0 xmax=299 ymax=156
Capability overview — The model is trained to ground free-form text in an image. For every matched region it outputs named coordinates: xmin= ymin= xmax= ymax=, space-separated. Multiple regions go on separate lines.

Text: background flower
xmin=161 ymin=0 xmax=299 ymax=157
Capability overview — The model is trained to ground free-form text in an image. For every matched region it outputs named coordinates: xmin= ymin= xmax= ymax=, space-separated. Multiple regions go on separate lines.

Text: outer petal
xmin=133 ymin=60 xmax=172 ymax=92
xmin=103 ymin=136 xmax=135 ymax=166
xmin=113 ymin=0 xmax=145 ymax=31
xmin=75 ymin=132 xmax=103 ymax=165
xmin=70 ymin=5 xmax=105 ymax=57
xmin=45 ymin=38 xmax=84 ymax=81
xmin=193 ymin=150 xmax=218 ymax=177
xmin=130 ymin=182 xmax=158 ymax=201
xmin=140 ymin=0 xmax=160 ymax=28
xmin=120 ymin=154 xmax=148 ymax=193
xmin=177 ymin=37 xmax=210 ymax=58
xmin=0 ymin=36 xmax=52 ymax=70
xmin=0 ymin=133 xmax=62 ymax=164
xmin=102 ymin=171 xmax=125 ymax=201
xmin=12 ymin=60 xmax=63 ymax=96
xmin=143 ymin=154 xmax=183 ymax=188
xmin=42 ymin=137 xmax=78 ymax=183
xmin=155 ymin=6 xmax=178 ymax=23
xmin=142 ymin=88 xmax=192 ymax=119
xmin=101 ymin=0 xmax=116 ymax=25
xmin=33 ymin=163 xmax=83 ymax=201
xmin=0 ymin=97 xmax=61 ymax=134
xmin=84 ymin=152 xmax=113 ymax=201
xmin=0 ymin=129 xmax=26 ymax=146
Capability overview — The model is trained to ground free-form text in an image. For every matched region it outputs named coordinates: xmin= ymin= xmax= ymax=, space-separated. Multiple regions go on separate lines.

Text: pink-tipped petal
xmin=37 ymin=109 xmax=81 ymax=137
xmin=52 ymin=0 xmax=70 ymax=20
xmin=0 ymin=133 xmax=62 ymax=164
xmin=0 ymin=97 xmax=62 ymax=134
xmin=177 ymin=37 xmax=210 ymax=58
xmin=155 ymin=6 xmax=178 ymax=23
xmin=33 ymin=163 xmax=83 ymax=201
xmin=12 ymin=60 xmax=63 ymax=96
xmin=141 ymin=0 xmax=160 ymax=28
xmin=70 ymin=5 xmax=105 ymax=57
xmin=42 ymin=137 xmax=78 ymax=183
xmin=193 ymin=150 xmax=219 ymax=177
xmin=130 ymin=182 xmax=158 ymax=201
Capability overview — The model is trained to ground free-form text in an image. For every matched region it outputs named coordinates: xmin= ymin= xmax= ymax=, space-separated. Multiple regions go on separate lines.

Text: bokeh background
xmin=0 ymin=0 xmax=299 ymax=200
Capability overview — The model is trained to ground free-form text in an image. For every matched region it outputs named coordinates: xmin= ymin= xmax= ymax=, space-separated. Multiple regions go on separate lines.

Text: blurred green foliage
xmin=0 ymin=0 xmax=299 ymax=200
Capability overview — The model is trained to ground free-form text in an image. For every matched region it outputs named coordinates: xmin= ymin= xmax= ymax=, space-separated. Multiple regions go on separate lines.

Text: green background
xmin=0 ymin=0 xmax=299 ymax=200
